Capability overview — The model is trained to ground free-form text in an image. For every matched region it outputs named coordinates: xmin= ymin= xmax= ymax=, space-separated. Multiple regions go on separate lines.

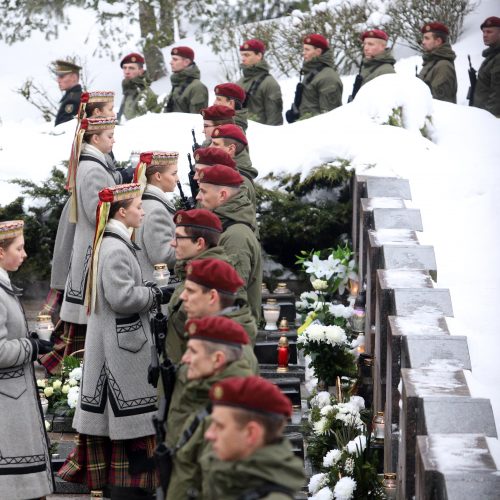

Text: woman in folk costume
xmin=0 ymin=220 xmax=54 ymax=499
xmin=41 ymin=115 xmax=121 ymax=374
xmin=134 ymin=151 xmax=179 ymax=281
xmin=41 ymin=92 xmax=116 ymax=373
xmin=59 ymin=184 xmax=159 ymax=499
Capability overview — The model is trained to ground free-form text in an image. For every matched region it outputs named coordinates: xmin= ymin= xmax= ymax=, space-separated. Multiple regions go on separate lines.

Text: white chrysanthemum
xmin=306 ymin=324 xmax=326 ymax=343
xmin=311 ymin=486 xmax=334 ymax=500
xmin=312 ymin=279 xmax=329 ymax=291
xmin=37 ymin=379 xmax=47 ymax=388
xmin=344 ymin=457 xmax=355 ymax=475
xmin=313 ymin=417 xmax=330 ymax=435
xmin=346 ymin=435 xmax=367 ymax=456
xmin=324 ymin=325 xmax=347 ymax=346
xmin=333 ymin=476 xmax=357 ymax=500
xmin=329 ymin=303 xmax=354 ymax=319
xmin=68 ymin=378 xmax=78 ymax=387
xmin=52 ymin=379 xmax=62 ymax=390
xmin=67 ymin=386 xmax=80 ymax=409
xmin=323 ymin=449 xmax=342 ymax=468
xmin=69 ymin=366 xmax=82 ymax=381
xmin=320 ymin=404 xmax=335 ymax=416
xmin=308 ymin=473 xmax=327 ymax=494
xmin=311 ymin=391 xmax=331 ymax=409
xmin=348 ymin=396 xmax=365 ymax=411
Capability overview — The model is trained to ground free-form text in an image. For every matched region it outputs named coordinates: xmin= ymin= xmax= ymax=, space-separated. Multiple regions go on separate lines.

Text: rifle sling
xmin=172 ymin=406 xmax=210 ymax=454
xmin=142 ymin=193 xmax=176 ymax=215
xmin=166 ymin=77 xmax=195 ymax=111
xmin=243 ymin=73 xmax=269 ymax=107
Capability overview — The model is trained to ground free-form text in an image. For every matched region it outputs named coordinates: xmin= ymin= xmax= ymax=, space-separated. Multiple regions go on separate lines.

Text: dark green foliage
xmin=257 ymin=162 xmax=352 ymax=269
xmin=0 ymin=166 xmax=68 ymax=285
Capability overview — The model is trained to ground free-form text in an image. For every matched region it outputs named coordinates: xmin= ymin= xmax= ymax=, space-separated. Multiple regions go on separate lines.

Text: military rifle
xmin=348 ymin=62 xmax=363 ymax=102
xmin=285 ymin=71 xmax=304 ymax=124
xmin=467 ymin=55 xmax=477 ymax=106
xmin=191 ymin=129 xmax=201 ymax=152
xmin=187 ymin=152 xmax=199 ymax=200
xmin=176 ymin=180 xmax=196 ymax=211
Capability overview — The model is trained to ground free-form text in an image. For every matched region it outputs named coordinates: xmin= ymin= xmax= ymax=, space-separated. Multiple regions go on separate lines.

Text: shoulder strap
xmin=239 ymin=170 xmax=255 ymax=185
xmin=103 ymin=230 xmax=141 ymax=257
xmin=142 ymin=193 xmax=176 ymax=215
xmin=172 ymin=406 xmax=210 ymax=453
xmin=243 ymin=73 xmax=270 ymax=107
xmin=165 ymin=77 xmax=195 ymax=112
xmin=79 ymin=154 xmax=115 ymax=174
xmin=0 ymin=281 xmax=22 ymax=297
xmin=304 ymin=63 xmax=327 ymax=85
xmin=237 ymin=482 xmax=294 ymax=500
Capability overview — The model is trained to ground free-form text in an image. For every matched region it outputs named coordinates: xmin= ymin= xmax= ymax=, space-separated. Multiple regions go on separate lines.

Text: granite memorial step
xmin=259 ymin=364 xmax=305 ymax=381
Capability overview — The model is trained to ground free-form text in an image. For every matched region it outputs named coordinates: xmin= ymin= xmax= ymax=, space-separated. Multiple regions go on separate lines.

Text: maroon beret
xmin=185 ymin=316 xmax=249 ymax=345
xmin=421 ymin=22 xmax=449 ymax=35
xmin=481 ymin=16 xmax=500 ymax=29
xmin=303 ymin=34 xmax=329 ymax=51
xmin=240 ymin=39 xmax=266 ymax=53
xmin=198 ymin=164 xmax=243 ymax=187
xmin=361 ymin=29 xmax=389 ymax=41
xmin=194 ymin=147 xmax=236 ymax=170
xmin=211 ymin=124 xmax=248 ymax=146
xmin=171 ymin=46 xmax=195 ymax=60
xmin=186 ymin=258 xmax=245 ymax=295
xmin=201 ymin=105 xmax=236 ymax=121
xmin=210 ymin=376 xmax=292 ymax=418
xmin=120 ymin=53 xmax=145 ymax=68
xmin=173 ymin=209 xmax=223 ymax=233
xmin=214 ymin=83 xmax=246 ymax=104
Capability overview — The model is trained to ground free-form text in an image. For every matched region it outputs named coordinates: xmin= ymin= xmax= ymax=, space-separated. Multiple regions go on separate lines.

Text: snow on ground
xmin=1 ymin=0 xmax=500 ymax=465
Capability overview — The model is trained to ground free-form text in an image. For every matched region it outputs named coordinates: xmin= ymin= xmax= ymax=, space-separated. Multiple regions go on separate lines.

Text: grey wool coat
xmin=60 ymin=144 xmax=121 ymax=325
xmin=73 ymin=222 xmax=157 ymax=440
xmin=135 ymin=184 xmax=176 ymax=282
xmin=0 ymin=271 xmax=53 ymax=499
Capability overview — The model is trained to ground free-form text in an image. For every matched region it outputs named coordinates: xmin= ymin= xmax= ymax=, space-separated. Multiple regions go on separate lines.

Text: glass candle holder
xmin=372 ymin=411 xmax=385 ymax=440
xmin=263 ymin=299 xmax=280 ymax=331
xmin=291 ymin=405 xmax=302 ymax=424
xmin=350 ymin=307 xmax=366 ymax=333
xmin=382 ymin=473 xmax=397 ymax=499
xmin=153 ymin=263 xmax=170 ymax=287
xmin=36 ymin=314 xmax=54 ymax=341
xmin=273 ymin=282 xmax=290 ymax=294
xmin=40 ymin=396 xmax=49 ymax=416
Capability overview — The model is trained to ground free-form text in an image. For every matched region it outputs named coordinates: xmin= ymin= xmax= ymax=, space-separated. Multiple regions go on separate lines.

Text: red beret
xmin=173 ymin=209 xmax=222 ymax=232
xmin=201 ymin=105 xmax=235 ymax=121
xmin=171 ymin=46 xmax=195 ymax=61
xmin=120 ymin=52 xmax=145 ymax=68
xmin=198 ymin=164 xmax=243 ymax=187
xmin=481 ymin=16 xmax=500 ymax=29
xmin=186 ymin=258 xmax=244 ymax=295
xmin=210 ymin=376 xmax=292 ymax=418
xmin=362 ymin=29 xmax=389 ymax=41
xmin=211 ymin=124 xmax=248 ymax=146
xmin=214 ymin=83 xmax=246 ymax=104
xmin=303 ymin=34 xmax=329 ymax=51
xmin=421 ymin=22 xmax=449 ymax=35
xmin=194 ymin=147 xmax=236 ymax=170
xmin=185 ymin=316 xmax=249 ymax=345
xmin=240 ymin=39 xmax=266 ymax=53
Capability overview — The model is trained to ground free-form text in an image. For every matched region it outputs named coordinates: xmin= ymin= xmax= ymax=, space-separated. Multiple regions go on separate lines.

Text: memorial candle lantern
xmin=382 ymin=473 xmax=397 ymax=499
xmin=153 ymin=263 xmax=170 ymax=287
xmin=35 ymin=314 xmax=55 ymax=342
xmin=277 ymin=334 xmax=289 ymax=373
xmin=263 ymin=299 xmax=280 ymax=331
xmin=372 ymin=411 xmax=385 ymax=440
xmin=273 ymin=282 xmax=290 ymax=294
xmin=278 ymin=317 xmax=290 ymax=332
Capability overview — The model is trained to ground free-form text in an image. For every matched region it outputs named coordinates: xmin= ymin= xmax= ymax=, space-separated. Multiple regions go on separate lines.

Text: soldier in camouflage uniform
xmin=164 ymin=46 xmax=208 ymax=114
xmin=53 ymin=59 xmax=82 ymax=126
xmin=298 ymin=34 xmax=343 ymax=119
xmin=117 ymin=52 xmax=158 ymax=123
xmin=214 ymin=83 xmax=249 ymax=132
xmin=165 ymin=316 xmax=254 ymax=500
xmin=359 ymin=29 xmax=396 ymax=88
xmin=237 ymin=38 xmax=283 ymax=125
xmin=418 ymin=22 xmax=457 ymax=104
xmin=202 ymin=376 xmax=305 ymax=499
xmin=473 ymin=16 xmax=500 ymax=117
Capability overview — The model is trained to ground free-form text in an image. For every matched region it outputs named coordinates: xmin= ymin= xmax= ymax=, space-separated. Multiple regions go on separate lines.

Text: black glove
xmin=29 ymin=333 xmax=54 ymax=361
xmin=159 ymin=286 xmax=174 ymax=305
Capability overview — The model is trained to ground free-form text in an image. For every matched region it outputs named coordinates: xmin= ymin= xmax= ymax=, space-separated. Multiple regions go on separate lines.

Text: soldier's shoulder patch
xmin=65 ymin=104 xmax=74 ymax=114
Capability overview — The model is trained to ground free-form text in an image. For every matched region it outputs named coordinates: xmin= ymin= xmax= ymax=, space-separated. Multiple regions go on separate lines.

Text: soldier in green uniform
xmin=164 ymin=46 xmax=208 ymax=114
xmin=473 ymin=16 xmax=500 ymax=117
xmin=237 ymin=38 xmax=283 ymax=125
xmin=359 ymin=29 xmax=396 ymax=88
xmin=418 ymin=22 xmax=457 ymax=103
xmin=165 ymin=316 xmax=254 ymax=500
xmin=200 ymin=104 xmax=236 ymax=146
xmin=202 ymin=376 xmax=305 ymax=499
xmin=53 ymin=59 xmax=82 ymax=126
xmin=209 ymin=124 xmax=258 ymax=209
xmin=196 ymin=165 xmax=262 ymax=323
xmin=298 ymin=34 xmax=343 ymax=119
xmin=214 ymin=82 xmax=249 ymax=132
xmin=117 ymin=52 xmax=158 ymax=123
